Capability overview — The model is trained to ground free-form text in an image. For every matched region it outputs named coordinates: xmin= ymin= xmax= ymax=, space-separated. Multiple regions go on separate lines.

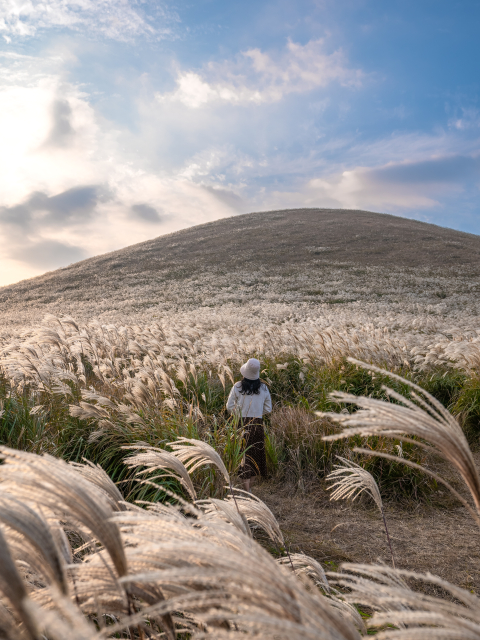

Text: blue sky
xmin=0 ymin=0 xmax=479 ymax=285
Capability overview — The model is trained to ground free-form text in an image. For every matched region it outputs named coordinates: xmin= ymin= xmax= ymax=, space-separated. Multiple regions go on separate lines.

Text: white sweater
xmin=226 ymin=382 xmax=272 ymax=418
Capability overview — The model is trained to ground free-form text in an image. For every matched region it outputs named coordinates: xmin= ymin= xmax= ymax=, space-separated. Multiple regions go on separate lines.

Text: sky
xmin=0 ymin=0 xmax=479 ymax=286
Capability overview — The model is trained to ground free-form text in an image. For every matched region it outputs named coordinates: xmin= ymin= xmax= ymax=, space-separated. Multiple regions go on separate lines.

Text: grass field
xmin=2 ymin=209 xmax=480 ymax=637
xmin=2 ymin=313 xmax=479 ymax=499
xmin=1 ymin=314 xmax=480 ymax=637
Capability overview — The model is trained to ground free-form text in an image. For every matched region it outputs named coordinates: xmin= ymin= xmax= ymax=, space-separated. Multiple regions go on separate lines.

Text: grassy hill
xmin=1 ymin=207 xmax=479 ymax=332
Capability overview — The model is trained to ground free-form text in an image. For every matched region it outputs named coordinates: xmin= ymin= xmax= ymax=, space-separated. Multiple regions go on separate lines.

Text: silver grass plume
xmin=68 ymin=459 xmax=126 ymax=512
xmin=69 ymin=401 xmax=110 ymax=421
xmin=0 ymin=526 xmax=37 ymax=639
xmin=0 ymin=447 xmax=127 ymax=579
xmin=166 ymin=437 xmax=244 ymax=519
xmin=112 ymin=505 xmax=361 ymax=640
xmin=277 ymin=553 xmax=330 ymax=592
xmin=197 ymin=498 xmax=252 ymax=537
xmin=318 ymin=358 xmax=480 ymax=522
xmin=224 ymin=489 xmax=285 ymax=546
xmin=167 ymin=437 xmax=230 ymax=484
xmin=0 ymin=602 xmax=25 ymax=640
xmin=124 ymin=444 xmax=197 ymax=501
xmin=329 ymin=563 xmax=480 ymax=639
xmin=80 ymin=389 xmax=117 ymax=410
xmin=0 ymin=495 xmax=68 ymax=594
xmin=326 ymin=457 xmax=395 ymax=567
xmin=275 ymin=555 xmax=366 ymax=635
xmin=23 ymin=593 xmax=98 ymax=640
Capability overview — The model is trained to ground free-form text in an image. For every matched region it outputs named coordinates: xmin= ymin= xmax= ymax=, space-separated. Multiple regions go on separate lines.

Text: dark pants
xmin=240 ymin=418 xmax=267 ymax=479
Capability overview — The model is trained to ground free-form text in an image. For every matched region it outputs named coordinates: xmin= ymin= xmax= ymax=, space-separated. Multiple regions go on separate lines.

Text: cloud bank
xmin=159 ymin=39 xmax=364 ymax=108
xmin=0 ymin=0 xmax=177 ymax=41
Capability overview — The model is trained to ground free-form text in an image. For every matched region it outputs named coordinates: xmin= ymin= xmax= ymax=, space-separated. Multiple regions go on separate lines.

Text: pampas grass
xmin=5 ymin=314 xmax=480 ymax=637
xmin=225 ymin=488 xmax=285 ymax=547
xmin=0 ymin=312 xmax=468 ymax=498
xmin=167 ymin=437 xmax=230 ymax=483
xmin=0 ymin=495 xmax=68 ymax=593
xmin=329 ymin=563 xmax=480 ymax=639
xmin=0 ymin=447 xmax=128 ymax=579
xmin=319 ymin=358 xmax=480 ymax=523
xmin=124 ymin=444 xmax=197 ymax=501
xmin=0 ymin=444 xmax=365 ymax=640
xmin=0 ymin=341 xmax=480 ymax=637
xmin=327 ymin=456 xmax=395 ymax=567
xmin=277 ymin=552 xmax=330 ymax=592
xmin=0 ymin=526 xmax=38 ymax=640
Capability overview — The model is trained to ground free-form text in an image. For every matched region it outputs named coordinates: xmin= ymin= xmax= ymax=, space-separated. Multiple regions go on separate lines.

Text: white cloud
xmin=0 ymin=77 xmax=100 ymax=204
xmin=157 ymin=39 xmax=364 ymax=108
xmin=0 ymin=59 xmax=248 ymax=285
xmin=0 ymin=0 xmax=176 ymax=41
xmin=292 ymin=151 xmax=480 ymax=212
xmin=307 ymin=169 xmax=440 ymax=211
xmin=254 ymin=126 xmax=480 ymax=215
xmin=448 ymin=107 xmax=480 ymax=131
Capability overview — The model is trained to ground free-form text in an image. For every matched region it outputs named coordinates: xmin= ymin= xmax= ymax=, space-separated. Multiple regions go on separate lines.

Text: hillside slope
xmin=1 ymin=208 xmax=479 ymax=332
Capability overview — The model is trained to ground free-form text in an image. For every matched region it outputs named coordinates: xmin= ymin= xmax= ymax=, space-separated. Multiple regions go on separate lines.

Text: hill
xmin=1 ymin=207 xmax=480 ymax=332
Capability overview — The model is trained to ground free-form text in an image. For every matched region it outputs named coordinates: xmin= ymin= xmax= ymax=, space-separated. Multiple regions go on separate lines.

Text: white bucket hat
xmin=240 ymin=358 xmax=261 ymax=380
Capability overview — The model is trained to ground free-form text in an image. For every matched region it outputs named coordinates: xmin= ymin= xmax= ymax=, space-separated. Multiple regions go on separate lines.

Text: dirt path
xmin=256 ymin=482 xmax=480 ymax=595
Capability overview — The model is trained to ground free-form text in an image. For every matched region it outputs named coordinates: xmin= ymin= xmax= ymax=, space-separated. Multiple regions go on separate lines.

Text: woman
xmin=226 ymin=358 xmax=272 ymax=492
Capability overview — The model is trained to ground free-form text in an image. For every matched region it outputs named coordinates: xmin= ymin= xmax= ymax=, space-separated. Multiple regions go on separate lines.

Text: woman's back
xmin=226 ymin=380 xmax=272 ymax=418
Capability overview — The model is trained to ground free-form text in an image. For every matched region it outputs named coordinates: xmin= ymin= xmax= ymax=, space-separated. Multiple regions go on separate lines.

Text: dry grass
xmin=331 ymin=563 xmax=480 ymax=638
xmin=0 ymin=351 xmax=479 ymax=637
xmin=0 ymin=441 xmax=366 ymax=640
xmin=255 ymin=479 xmax=480 ymax=595
xmin=1 ymin=313 xmax=480 ymax=636
xmin=0 ymin=436 xmax=478 ymax=638
xmin=267 ymin=407 xmax=349 ymax=487
xmin=2 ymin=210 xmax=480 ymax=362
xmin=327 ymin=457 xmax=384 ymax=511
xmin=320 ymin=359 xmax=480 ymax=522
xmin=326 ymin=458 xmax=396 ymax=567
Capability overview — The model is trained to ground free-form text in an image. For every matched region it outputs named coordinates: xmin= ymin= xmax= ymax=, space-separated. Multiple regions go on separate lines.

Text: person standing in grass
xmin=226 ymin=358 xmax=272 ymax=492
